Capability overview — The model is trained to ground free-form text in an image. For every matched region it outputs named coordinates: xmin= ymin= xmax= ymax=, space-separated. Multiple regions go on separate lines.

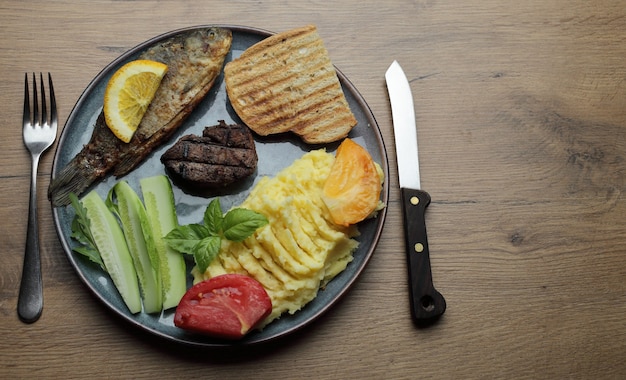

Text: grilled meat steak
xmin=161 ymin=121 xmax=258 ymax=188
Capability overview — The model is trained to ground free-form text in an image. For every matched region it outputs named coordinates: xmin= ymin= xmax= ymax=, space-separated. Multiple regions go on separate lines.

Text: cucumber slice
xmin=107 ymin=181 xmax=162 ymax=313
xmin=140 ymin=175 xmax=187 ymax=310
xmin=80 ymin=190 xmax=142 ymax=314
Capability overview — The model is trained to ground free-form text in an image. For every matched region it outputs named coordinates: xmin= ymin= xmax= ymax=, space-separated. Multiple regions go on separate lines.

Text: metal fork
xmin=18 ymin=73 xmax=57 ymax=323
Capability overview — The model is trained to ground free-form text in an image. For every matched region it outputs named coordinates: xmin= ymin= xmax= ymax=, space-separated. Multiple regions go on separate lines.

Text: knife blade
xmin=385 ymin=60 xmax=446 ymax=324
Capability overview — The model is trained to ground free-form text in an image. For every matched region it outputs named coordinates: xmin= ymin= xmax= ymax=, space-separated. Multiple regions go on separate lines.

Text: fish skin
xmin=48 ymin=27 xmax=232 ymax=206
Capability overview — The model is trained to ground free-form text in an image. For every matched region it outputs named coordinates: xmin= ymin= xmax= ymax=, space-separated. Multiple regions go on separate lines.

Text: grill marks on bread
xmin=224 ymin=25 xmax=357 ymax=144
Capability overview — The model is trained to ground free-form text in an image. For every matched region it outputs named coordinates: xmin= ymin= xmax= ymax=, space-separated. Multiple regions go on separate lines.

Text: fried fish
xmin=49 ymin=27 xmax=232 ymax=206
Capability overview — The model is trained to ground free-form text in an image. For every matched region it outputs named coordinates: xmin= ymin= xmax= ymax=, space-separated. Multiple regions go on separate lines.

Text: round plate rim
xmin=50 ymin=24 xmax=389 ymax=348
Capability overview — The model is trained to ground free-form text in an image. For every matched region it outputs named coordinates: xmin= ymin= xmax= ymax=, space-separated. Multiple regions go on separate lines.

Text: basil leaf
xmin=165 ymin=224 xmax=209 ymax=254
xmin=222 ymin=208 xmax=269 ymax=242
xmin=204 ymin=198 xmax=223 ymax=236
xmin=193 ymin=236 xmax=222 ymax=273
xmin=166 ymin=197 xmax=268 ymax=271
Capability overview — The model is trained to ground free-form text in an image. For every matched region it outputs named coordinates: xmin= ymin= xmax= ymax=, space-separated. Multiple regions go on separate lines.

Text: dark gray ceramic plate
xmin=51 ymin=25 xmax=389 ymax=348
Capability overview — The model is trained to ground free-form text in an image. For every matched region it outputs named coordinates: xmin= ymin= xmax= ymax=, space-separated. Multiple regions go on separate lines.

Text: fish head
xmin=184 ymin=27 xmax=233 ymax=65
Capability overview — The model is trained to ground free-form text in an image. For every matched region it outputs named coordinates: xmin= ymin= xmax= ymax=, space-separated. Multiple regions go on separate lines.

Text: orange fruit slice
xmin=103 ymin=60 xmax=168 ymax=143
xmin=322 ymin=138 xmax=382 ymax=226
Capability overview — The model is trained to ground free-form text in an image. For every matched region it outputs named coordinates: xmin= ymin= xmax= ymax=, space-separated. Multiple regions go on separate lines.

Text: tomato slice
xmin=174 ymin=274 xmax=272 ymax=339
xmin=322 ymin=138 xmax=382 ymax=226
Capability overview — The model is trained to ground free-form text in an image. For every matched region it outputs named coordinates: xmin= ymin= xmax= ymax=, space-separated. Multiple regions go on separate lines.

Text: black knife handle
xmin=400 ymin=188 xmax=446 ymax=325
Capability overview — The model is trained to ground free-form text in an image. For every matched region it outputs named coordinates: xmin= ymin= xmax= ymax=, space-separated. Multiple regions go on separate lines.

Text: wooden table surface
xmin=2 ymin=0 xmax=626 ymax=378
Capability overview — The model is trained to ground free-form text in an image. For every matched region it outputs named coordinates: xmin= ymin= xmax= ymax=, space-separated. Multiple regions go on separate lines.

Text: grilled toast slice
xmin=224 ymin=25 xmax=357 ymax=144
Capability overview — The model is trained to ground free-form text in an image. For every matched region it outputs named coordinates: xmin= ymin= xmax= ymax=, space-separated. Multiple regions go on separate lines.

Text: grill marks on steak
xmin=161 ymin=121 xmax=258 ymax=188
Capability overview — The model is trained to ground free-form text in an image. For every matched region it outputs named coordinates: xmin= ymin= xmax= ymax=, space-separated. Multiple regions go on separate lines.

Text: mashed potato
xmin=194 ymin=149 xmax=367 ymax=326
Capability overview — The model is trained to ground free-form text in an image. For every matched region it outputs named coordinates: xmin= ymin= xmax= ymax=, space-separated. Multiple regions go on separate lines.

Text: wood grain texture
xmin=1 ymin=0 xmax=626 ymax=378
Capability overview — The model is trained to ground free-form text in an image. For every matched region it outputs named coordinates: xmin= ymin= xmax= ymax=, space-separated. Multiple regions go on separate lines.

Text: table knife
xmin=385 ymin=60 xmax=446 ymax=324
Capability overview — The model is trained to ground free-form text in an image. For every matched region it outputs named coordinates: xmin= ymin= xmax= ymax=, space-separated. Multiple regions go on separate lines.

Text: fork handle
xmin=18 ymin=156 xmax=43 ymax=323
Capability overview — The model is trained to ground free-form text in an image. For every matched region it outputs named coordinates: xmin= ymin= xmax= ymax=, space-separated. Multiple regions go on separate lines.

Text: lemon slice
xmin=103 ymin=60 xmax=168 ymax=143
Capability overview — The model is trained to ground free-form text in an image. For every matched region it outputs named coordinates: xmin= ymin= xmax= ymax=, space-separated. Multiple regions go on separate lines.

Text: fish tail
xmin=49 ymin=113 xmax=124 ymax=206
xmin=48 ymin=155 xmax=100 ymax=207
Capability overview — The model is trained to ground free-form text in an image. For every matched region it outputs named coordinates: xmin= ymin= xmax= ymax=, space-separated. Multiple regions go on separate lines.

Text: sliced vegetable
xmin=107 ymin=181 xmax=162 ymax=313
xmin=174 ymin=274 xmax=272 ymax=339
xmin=322 ymin=138 xmax=382 ymax=226
xmin=140 ymin=175 xmax=187 ymax=310
xmin=165 ymin=198 xmax=268 ymax=273
xmin=79 ymin=190 xmax=142 ymax=314
xmin=103 ymin=60 xmax=168 ymax=143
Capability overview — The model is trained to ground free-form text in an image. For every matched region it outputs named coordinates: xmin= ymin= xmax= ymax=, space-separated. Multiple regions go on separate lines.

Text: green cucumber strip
xmin=140 ymin=175 xmax=187 ymax=310
xmin=80 ymin=190 xmax=142 ymax=314
xmin=107 ymin=181 xmax=162 ymax=313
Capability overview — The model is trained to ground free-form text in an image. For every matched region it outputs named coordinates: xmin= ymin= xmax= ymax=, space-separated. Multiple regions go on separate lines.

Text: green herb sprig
xmin=69 ymin=193 xmax=105 ymax=269
xmin=165 ymin=198 xmax=268 ymax=272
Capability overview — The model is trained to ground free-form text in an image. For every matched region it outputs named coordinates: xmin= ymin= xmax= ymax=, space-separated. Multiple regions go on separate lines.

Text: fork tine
xmin=32 ymin=73 xmax=39 ymax=127
xmin=48 ymin=73 xmax=57 ymax=128
xmin=39 ymin=73 xmax=47 ymax=127
xmin=23 ymin=73 xmax=30 ymax=127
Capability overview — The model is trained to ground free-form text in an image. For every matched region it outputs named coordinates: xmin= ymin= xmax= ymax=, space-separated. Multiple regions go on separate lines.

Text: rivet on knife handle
xmin=400 ymin=188 xmax=446 ymax=324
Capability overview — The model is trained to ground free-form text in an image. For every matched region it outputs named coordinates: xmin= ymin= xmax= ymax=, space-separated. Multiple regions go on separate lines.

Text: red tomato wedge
xmin=174 ymin=274 xmax=272 ymax=339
